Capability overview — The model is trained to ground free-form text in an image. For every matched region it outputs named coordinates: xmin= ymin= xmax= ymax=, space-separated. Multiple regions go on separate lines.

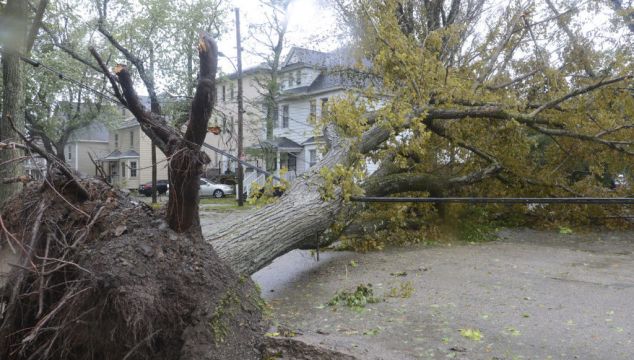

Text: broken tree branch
xmin=529 ymin=75 xmax=632 ymax=117
xmin=1 ymin=175 xmax=32 ymax=184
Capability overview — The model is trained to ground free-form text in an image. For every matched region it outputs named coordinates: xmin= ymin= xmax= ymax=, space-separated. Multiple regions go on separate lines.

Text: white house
xmin=209 ymin=65 xmax=268 ymax=175
xmin=64 ymin=123 xmax=111 ymax=177
xmin=260 ymin=46 xmax=375 ymax=179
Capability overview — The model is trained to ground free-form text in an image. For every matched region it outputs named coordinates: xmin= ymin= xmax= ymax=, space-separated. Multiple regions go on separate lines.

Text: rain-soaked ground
xmin=251 ymin=228 xmax=634 ymax=360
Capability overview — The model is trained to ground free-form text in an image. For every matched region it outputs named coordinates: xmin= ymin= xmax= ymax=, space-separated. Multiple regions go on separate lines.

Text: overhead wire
xmin=12 ymin=51 xmax=124 ymax=106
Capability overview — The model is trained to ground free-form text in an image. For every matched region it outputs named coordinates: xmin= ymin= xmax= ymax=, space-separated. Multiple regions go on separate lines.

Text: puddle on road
xmin=251 ymin=249 xmax=355 ymax=300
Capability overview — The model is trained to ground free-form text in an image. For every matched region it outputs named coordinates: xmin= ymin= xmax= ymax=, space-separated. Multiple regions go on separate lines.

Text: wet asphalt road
xmin=251 ymin=228 xmax=634 ymax=360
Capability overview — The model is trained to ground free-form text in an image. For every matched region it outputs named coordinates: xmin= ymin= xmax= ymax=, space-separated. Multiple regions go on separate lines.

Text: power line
xmin=351 ymin=197 xmax=634 ymax=204
xmin=15 ymin=52 xmax=124 ymax=106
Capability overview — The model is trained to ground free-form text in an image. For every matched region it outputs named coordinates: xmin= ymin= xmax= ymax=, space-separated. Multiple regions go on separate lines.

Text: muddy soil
xmin=0 ymin=180 xmax=264 ymax=360
xmin=252 ymin=228 xmax=634 ymax=360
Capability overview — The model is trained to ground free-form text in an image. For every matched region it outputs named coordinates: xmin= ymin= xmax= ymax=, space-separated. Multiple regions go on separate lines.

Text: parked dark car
xmin=139 ymin=180 xmax=169 ymax=196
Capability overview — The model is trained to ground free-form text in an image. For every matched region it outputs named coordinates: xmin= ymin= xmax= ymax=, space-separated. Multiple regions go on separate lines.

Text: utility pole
xmin=235 ymin=8 xmax=244 ymax=206
xmin=149 ymin=45 xmax=158 ymax=204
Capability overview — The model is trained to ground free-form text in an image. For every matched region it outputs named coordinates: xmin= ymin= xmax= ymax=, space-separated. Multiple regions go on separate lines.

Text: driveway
xmin=251 ymin=228 xmax=634 ymax=359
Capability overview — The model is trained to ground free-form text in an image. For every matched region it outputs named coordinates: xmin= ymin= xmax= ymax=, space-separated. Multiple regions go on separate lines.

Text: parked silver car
xmin=199 ymin=178 xmax=234 ymax=198
xmin=165 ymin=178 xmax=234 ymax=198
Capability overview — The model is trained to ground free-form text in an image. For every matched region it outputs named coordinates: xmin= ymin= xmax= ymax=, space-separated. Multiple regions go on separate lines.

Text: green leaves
xmin=459 ymin=328 xmax=483 ymax=341
xmin=328 ymin=284 xmax=381 ymax=310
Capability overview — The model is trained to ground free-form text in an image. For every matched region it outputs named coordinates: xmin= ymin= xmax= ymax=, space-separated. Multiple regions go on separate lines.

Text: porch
xmin=99 ymin=150 xmax=140 ymax=190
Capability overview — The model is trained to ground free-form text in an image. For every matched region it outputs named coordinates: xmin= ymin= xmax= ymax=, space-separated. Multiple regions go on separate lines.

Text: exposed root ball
xmin=0 ymin=179 xmax=264 ymax=360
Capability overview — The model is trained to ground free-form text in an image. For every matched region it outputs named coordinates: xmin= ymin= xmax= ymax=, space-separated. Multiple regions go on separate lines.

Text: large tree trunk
xmin=209 ymin=125 xmax=390 ymax=275
xmin=0 ymin=0 xmax=27 ymax=203
xmin=208 ymin=140 xmax=349 ymax=274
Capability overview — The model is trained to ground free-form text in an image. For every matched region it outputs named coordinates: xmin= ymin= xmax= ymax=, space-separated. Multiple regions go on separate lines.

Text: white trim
xmin=278 ymin=86 xmax=352 ymax=101
xmin=70 ymin=140 xmax=109 ymax=144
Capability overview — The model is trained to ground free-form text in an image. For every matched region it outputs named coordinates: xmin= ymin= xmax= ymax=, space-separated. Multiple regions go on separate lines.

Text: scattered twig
xmin=71 ymin=206 xmax=105 ymax=248
xmin=88 ymin=152 xmax=110 ymax=185
xmin=37 ymin=234 xmax=51 ymax=318
xmin=22 ymin=287 xmax=91 ymax=344
xmin=121 ymin=330 xmax=160 ymax=360
xmin=6 ymin=114 xmax=90 ymax=201
xmin=1 ymin=175 xmax=32 ymax=184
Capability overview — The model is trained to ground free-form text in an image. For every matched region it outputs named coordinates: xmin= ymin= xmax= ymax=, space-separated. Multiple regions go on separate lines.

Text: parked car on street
xmin=199 ymin=178 xmax=234 ymax=198
xmin=138 ymin=179 xmax=169 ymax=196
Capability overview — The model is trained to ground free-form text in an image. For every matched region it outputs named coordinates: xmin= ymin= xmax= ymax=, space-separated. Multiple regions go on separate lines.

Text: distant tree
xmin=25 ymin=3 xmax=119 ymax=160
xmin=0 ymin=0 xmax=49 ymax=202
xmin=246 ymin=0 xmax=291 ymax=171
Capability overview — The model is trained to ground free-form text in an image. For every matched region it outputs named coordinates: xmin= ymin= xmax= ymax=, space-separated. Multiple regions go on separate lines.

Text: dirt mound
xmin=0 ymin=178 xmax=264 ymax=359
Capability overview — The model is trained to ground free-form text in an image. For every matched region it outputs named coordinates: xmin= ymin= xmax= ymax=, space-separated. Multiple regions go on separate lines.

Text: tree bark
xmin=208 ymin=126 xmax=351 ymax=275
xmin=208 ymin=125 xmax=393 ymax=274
xmin=0 ymin=0 xmax=27 ymax=204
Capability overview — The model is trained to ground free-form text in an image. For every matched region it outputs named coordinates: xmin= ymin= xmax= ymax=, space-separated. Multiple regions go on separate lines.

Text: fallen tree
xmin=1 ymin=1 xmax=634 ymax=358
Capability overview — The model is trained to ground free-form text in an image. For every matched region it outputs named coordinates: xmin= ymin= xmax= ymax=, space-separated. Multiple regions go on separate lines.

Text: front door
xmin=287 ymin=153 xmax=297 ymax=172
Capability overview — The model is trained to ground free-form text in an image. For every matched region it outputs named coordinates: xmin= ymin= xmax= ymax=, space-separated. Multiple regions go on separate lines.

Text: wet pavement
xmin=251 ymin=229 xmax=634 ymax=360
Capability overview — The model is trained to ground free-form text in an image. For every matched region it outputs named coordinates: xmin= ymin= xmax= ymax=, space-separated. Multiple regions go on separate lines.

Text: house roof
xmin=279 ymin=46 xmax=378 ymax=97
xmin=116 ymin=118 xmax=139 ymax=130
xmin=101 ymin=149 xmax=140 ymax=160
xmin=221 ymin=63 xmax=270 ymax=80
xmin=283 ymin=46 xmax=363 ymax=69
xmin=258 ymin=137 xmax=303 ymax=152
xmin=302 ymin=136 xmax=325 ymax=145
xmin=68 ymin=123 xmax=110 ymax=142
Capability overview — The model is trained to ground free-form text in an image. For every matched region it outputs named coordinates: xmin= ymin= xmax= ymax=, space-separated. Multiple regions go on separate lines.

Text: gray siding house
xmin=64 ymin=123 xmax=111 ymax=177
xmin=264 ymin=46 xmax=376 ymax=180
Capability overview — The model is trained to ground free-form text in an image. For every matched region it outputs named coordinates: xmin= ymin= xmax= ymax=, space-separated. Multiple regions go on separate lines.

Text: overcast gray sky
xmin=216 ymin=0 xmax=340 ymax=74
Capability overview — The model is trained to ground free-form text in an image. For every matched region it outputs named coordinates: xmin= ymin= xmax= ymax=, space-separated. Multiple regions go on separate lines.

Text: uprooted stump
xmin=0 ymin=178 xmax=264 ymax=360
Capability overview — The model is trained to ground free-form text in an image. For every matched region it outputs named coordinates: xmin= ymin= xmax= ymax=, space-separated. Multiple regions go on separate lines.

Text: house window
xmin=309 ymin=100 xmax=316 ymax=121
xmin=114 ymin=133 xmax=119 ymax=148
xmin=222 ymin=85 xmax=226 ymax=102
xmin=230 ymin=83 xmax=235 ymax=100
xmin=121 ymin=162 xmax=126 ymax=178
xmin=282 ymin=105 xmax=289 ymax=128
xmin=295 ymin=70 xmax=301 ymax=85
xmin=309 ymin=150 xmax=317 ymax=167
xmin=288 ymin=73 xmax=293 ymax=87
xmin=321 ymin=97 xmax=329 ymax=118
xmin=130 ymin=161 xmax=137 ymax=177
xmin=130 ymin=131 xmax=134 ymax=147
xmin=67 ymin=146 xmax=72 ymax=160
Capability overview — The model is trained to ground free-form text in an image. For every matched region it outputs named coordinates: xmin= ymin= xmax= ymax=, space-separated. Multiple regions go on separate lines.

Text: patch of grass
xmin=199 ymin=197 xmax=235 ymax=205
xmin=199 ymin=197 xmax=254 ymax=212
xmin=328 ymin=284 xmax=380 ymax=310
xmin=457 ymin=220 xmax=498 ymax=242
xmin=387 ymin=281 xmax=415 ymax=298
